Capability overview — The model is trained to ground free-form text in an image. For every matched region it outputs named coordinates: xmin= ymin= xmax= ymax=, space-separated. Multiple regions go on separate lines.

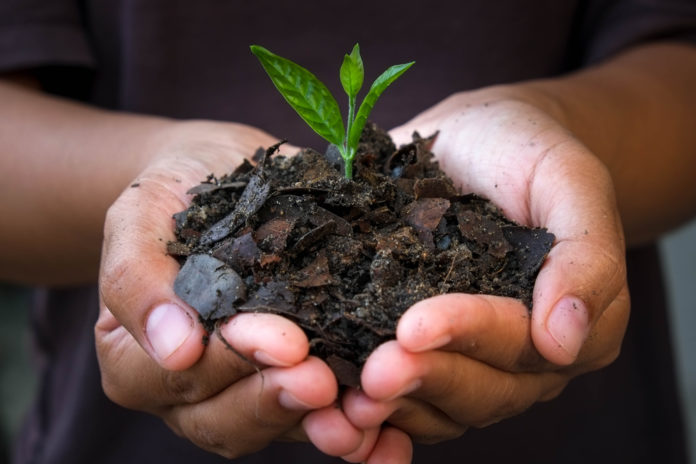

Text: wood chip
xmin=404 ymin=198 xmax=451 ymax=248
xmin=238 ymin=281 xmax=295 ymax=314
xmin=293 ymin=220 xmax=337 ymax=254
xmin=254 ymin=217 xmax=297 ymax=252
xmin=199 ymin=174 xmax=270 ymax=246
xmin=456 ymin=206 xmax=512 ymax=258
xmin=173 ymin=254 xmax=246 ymax=320
xmin=413 ymin=177 xmax=458 ymax=199
xmin=293 ymin=253 xmax=333 ymax=288
xmin=212 ymin=232 xmax=260 ymax=270
xmin=405 ymin=198 xmax=451 ymax=231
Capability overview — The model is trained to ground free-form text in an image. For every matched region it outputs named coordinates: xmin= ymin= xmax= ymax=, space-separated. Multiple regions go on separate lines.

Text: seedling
xmin=250 ymin=44 xmax=414 ymax=179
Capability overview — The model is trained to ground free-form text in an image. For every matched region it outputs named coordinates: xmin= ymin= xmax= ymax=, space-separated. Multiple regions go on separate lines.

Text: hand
xmin=339 ymin=91 xmax=629 ymax=454
xmin=96 ymin=120 xmax=354 ymax=458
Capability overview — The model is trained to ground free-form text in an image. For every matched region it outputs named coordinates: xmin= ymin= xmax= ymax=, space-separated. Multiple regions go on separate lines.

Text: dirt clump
xmin=168 ymin=123 xmax=554 ymax=386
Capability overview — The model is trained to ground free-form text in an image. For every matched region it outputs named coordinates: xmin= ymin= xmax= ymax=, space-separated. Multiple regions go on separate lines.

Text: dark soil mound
xmin=168 ymin=123 xmax=554 ymax=386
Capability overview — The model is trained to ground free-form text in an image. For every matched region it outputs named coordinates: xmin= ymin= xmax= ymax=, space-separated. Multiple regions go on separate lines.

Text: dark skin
xmin=2 ymin=42 xmax=695 ymax=462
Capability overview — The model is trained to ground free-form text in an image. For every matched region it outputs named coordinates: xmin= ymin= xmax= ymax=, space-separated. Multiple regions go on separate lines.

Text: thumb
xmin=530 ymin=240 xmax=629 ymax=367
xmin=389 ymin=108 xmax=443 ymax=148
xmin=99 ymin=168 xmax=208 ymax=371
xmin=528 ymin=146 xmax=628 ymax=366
xmin=388 ymin=123 xmax=414 ymax=147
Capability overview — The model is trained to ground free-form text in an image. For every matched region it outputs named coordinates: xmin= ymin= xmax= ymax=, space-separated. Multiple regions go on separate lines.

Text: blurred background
xmin=0 ymin=285 xmax=34 ymax=464
xmin=660 ymin=219 xmax=696 ymax=464
xmin=1 ymin=219 xmax=695 ymax=463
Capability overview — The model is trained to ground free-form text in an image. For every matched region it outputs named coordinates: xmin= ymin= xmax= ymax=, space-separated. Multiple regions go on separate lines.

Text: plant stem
xmin=343 ymin=94 xmax=357 ymax=179
xmin=344 ymin=153 xmax=353 ymax=178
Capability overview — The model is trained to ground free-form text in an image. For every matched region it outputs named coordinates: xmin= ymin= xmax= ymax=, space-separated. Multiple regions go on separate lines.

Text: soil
xmin=168 ymin=123 xmax=554 ymax=387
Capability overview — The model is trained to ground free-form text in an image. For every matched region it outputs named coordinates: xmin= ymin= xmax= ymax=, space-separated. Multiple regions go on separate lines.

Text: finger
xmin=342 ymin=388 xmax=467 ymax=444
xmin=396 ymin=291 xmax=627 ymax=377
xmin=99 ymin=167 xmax=213 ymax=370
xmin=278 ymin=142 xmax=302 ymax=155
xmin=526 ymin=144 xmax=628 ymax=365
xmin=219 ymin=312 xmax=309 ymax=367
xmin=342 ymin=388 xmax=400 ymax=429
xmin=400 ymin=101 xmax=628 ymax=366
xmin=388 ymin=125 xmax=414 ymax=147
xmin=388 ymin=97 xmax=452 ymax=147
xmin=561 ymin=286 xmax=630 ymax=374
xmin=396 ymin=293 xmax=549 ymax=372
xmin=96 ymin=308 xmax=310 ymax=411
xmin=164 ymin=356 xmax=337 ymax=459
xmin=361 ymin=341 xmax=567 ymax=427
xmin=365 ymin=427 xmax=413 ymax=464
xmin=339 ymin=427 xmax=381 ymax=463
xmin=302 ymin=406 xmax=378 ymax=459
xmin=99 ymin=121 xmax=291 ymax=370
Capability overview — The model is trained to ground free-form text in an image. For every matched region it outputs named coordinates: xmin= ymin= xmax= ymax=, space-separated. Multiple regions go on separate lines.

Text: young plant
xmin=250 ymin=44 xmax=414 ymax=179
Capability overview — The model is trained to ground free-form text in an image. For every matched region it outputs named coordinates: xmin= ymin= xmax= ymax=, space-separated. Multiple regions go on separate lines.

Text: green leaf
xmin=340 ymin=43 xmax=364 ymax=99
xmin=348 ymin=61 xmax=415 ymax=150
xmin=250 ymin=45 xmax=344 ymax=146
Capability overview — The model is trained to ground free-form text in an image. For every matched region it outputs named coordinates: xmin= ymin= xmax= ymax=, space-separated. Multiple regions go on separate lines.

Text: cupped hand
xmin=96 ymin=120 xmax=366 ymax=458
xmin=341 ymin=91 xmax=630 ymax=452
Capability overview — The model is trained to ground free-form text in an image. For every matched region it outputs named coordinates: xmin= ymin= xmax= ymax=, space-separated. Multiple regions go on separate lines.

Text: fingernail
xmin=546 ymin=296 xmax=590 ymax=360
xmin=411 ymin=334 xmax=452 ymax=352
xmin=278 ymin=390 xmax=314 ymax=410
xmin=146 ymin=303 xmax=194 ymax=362
xmin=254 ymin=350 xmax=292 ymax=367
xmin=385 ymin=379 xmax=422 ymax=402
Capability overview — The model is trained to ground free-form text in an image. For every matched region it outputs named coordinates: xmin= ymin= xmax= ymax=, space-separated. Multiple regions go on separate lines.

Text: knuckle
xmin=176 ymin=411 xmax=264 ymax=460
xmin=98 ymin=252 xmax=132 ymax=310
xmin=388 ymin=401 xmax=467 ymax=445
xmin=433 ymin=359 xmax=467 ymax=397
xmin=100 ymin=370 xmax=146 ymax=411
xmin=161 ymin=370 xmax=205 ymax=403
xmin=413 ymin=425 xmax=468 ymax=445
xmin=474 ymin=376 xmax=533 ymax=427
xmin=254 ymin=407 xmax=292 ymax=429
xmin=513 ymin=344 xmax=547 ymax=372
xmin=96 ymin=341 xmax=147 ymax=410
xmin=186 ymin=421 xmax=238 ymax=458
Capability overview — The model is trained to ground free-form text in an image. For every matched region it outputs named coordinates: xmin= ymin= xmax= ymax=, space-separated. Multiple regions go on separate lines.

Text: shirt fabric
xmin=1 ymin=1 xmax=695 ymax=463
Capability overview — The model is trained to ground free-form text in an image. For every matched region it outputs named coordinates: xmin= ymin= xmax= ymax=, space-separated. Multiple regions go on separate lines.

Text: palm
xmin=337 ymin=94 xmax=630 ymax=459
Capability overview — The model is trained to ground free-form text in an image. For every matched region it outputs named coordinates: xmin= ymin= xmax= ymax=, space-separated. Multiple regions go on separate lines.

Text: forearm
xmin=0 ymin=78 xmax=172 ymax=284
xmin=513 ymin=42 xmax=696 ymax=245
xmin=0 ymin=78 xmax=273 ymax=285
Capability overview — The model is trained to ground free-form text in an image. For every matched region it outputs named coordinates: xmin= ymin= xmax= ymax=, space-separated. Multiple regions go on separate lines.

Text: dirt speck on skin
xmin=168 ymin=122 xmax=554 ymax=387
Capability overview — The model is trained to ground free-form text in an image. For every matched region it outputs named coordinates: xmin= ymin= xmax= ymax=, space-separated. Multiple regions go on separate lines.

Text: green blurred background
xmin=0 ymin=284 xmax=36 ymax=464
